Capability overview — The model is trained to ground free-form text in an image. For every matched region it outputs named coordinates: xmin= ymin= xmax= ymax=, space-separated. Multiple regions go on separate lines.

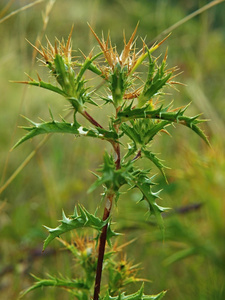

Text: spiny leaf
xmin=142 ymin=120 xmax=171 ymax=144
xmin=53 ymin=54 xmax=69 ymax=88
xmin=87 ymin=61 xmax=104 ymax=77
xmin=115 ymin=104 xmax=209 ymax=145
xmin=88 ymin=152 xmax=133 ymax=193
xmin=134 ymin=172 xmax=168 ymax=215
xmin=138 ymin=73 xmax=172 ymax=108
xmin=19 ymin=274 xmax=89 ymax=298
xmin=76 ymin=51 xmax=102 ymax=82
xmin=106 ymin=224 xmax=121 ymax=246
xmin=43 ymin=205 xmax=108 ymax=251
xmin=130 ymin=34 xmax=171 ymax=75
xmin=121 ymin=123 xmax=143 ymax=145
xmin=121 ymin=119 xmax=170 ymax=147
xmin=124 ymin=142 xmax=137 ymax=160
xmin=13 ymin=118 xmax=78 ymax=148
xmin=110 ymin=63 xmax=130 ymax=108
xmin=142 ymin=149 xmax=168 ymax=182
xmin=101 ymin=283 xmax=166 ymax=299
xmin=137 ymin=46 xmax=172 ymax=108
xmin=131 ymin=170 xmax=170 ymax=237
xmin=180 ymin=116 xmax=210 ymax=145
xmin=13 ymin=117 xmax=118 ymax=149
xmin=15 ymin=79 xmax=67 ymax=96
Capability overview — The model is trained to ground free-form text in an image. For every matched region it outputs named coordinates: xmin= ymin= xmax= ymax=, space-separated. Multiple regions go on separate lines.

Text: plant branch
xmin=94 ymin=112 xmax=121 ymax=300
xmin=82 ymin=110 xmax=104 ymax=129
xmin=132 ymin=149 xmax=142 ymax=162
xmin=113 ymin=111 xmax=122 ymax=169
xmin=93 ymin=193 xmax=114 ymax=300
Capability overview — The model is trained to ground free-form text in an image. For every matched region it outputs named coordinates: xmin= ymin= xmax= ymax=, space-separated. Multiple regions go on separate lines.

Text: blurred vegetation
xmin=0 ymin=0 xmax=224 ymax=299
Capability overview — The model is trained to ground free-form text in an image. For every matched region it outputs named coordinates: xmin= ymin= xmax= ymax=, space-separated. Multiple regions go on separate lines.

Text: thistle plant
xmin=14 ymin=25 xmax=208 ymax=300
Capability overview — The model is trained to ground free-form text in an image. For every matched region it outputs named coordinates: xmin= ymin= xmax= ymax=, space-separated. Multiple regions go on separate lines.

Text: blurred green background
xmin=0 ymin=0 xmax=224 ymax=299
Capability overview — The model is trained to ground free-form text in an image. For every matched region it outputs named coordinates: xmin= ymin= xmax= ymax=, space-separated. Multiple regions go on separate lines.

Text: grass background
xmin=0 ymin=0 xmax=225 ymax=299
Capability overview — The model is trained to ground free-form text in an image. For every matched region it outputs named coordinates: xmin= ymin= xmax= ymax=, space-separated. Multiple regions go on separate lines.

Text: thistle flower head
xmin=88 ymin=24 xmax=173 ymax=108
xmin=88 ymin=23 xmax=140 ymax=73
xmin=28 ymin=26 xmax=74 ymax=67
xmin=89 ymin=23 xmax=171 ymax=75
xmin=24 ymin=26 xmax=103 ymax=112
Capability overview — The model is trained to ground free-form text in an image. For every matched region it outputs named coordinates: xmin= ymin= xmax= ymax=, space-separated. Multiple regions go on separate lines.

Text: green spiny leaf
xmin=43 ymin=205 xmax=108 ymax=250
xmin=132 ymin=170 xmax=170 ymax=237
xmin=121 ymin=118 xmax=170 ymax=147
xmin=77 ymin=52 xmax=102 ymax=82
xmin=19 ymin=274 xmax=89 ymax=298
xmin=142 ymin=149 xmax=168 ymax=182
xmin=180 ymin=116 xmax=210 ymax=145
xmin=121 ymin=123 xmax=143 ymax=145
xmin=142 ymin=120 xmax=170 ymax=144
xmin=88 ymin=152 xmax=133 ymax=193
xmin=110 ymin=63 xmax=130 ymax=108
xmin=18 ymin=79 xmax=67 ymax=96
xmin=13 ymin=116 xmax=118 ymax=149
xmin=115 ymin=104 xmax=209 ymax=144
xmin=88 ymin=61 xmax=104 ymax=77
xmin=134 ymin=172 xmax=167 ymax=215
xmin=137 ymin=47 xmax=172 ymax=108
xmin=138 ymin=73 xmax=172 ymax=108
xmin=124 ymin=142 xmax=137 ymax=160
xmin=101 ymin=283 xmax=166 ymax=299
xmin=53 ymin=54 xmax=70 ymax=89
xmin=106 ymin=224 xmax=121 ymax=246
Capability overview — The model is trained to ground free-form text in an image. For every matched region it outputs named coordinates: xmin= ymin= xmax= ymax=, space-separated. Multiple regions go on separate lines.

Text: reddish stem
xmin=93 ymin=108 xmax=121 ymax=300
xmin=93 ymin=194 xmax=113 ymax=300
xmin=82 ymin=110 xmax=103 ymax=129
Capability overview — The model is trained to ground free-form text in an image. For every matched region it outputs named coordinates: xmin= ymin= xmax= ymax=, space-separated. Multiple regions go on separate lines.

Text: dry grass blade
xmin=0 ymin=135 xmax=50 ymax=195
xmin=0 ymin=0 xmax=15 ymax=19
xmin=149 ymin=0 xmax=225 ymax=46
xmin=0 ymin=0 xmax=44 ymax=24
xmin=186 ymin=80 xmax=225 ymax=137
xmin=31 ymin=0 xmax=56 ymax=63
xmin=0 ymin=0 xmax=56 ymax=191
